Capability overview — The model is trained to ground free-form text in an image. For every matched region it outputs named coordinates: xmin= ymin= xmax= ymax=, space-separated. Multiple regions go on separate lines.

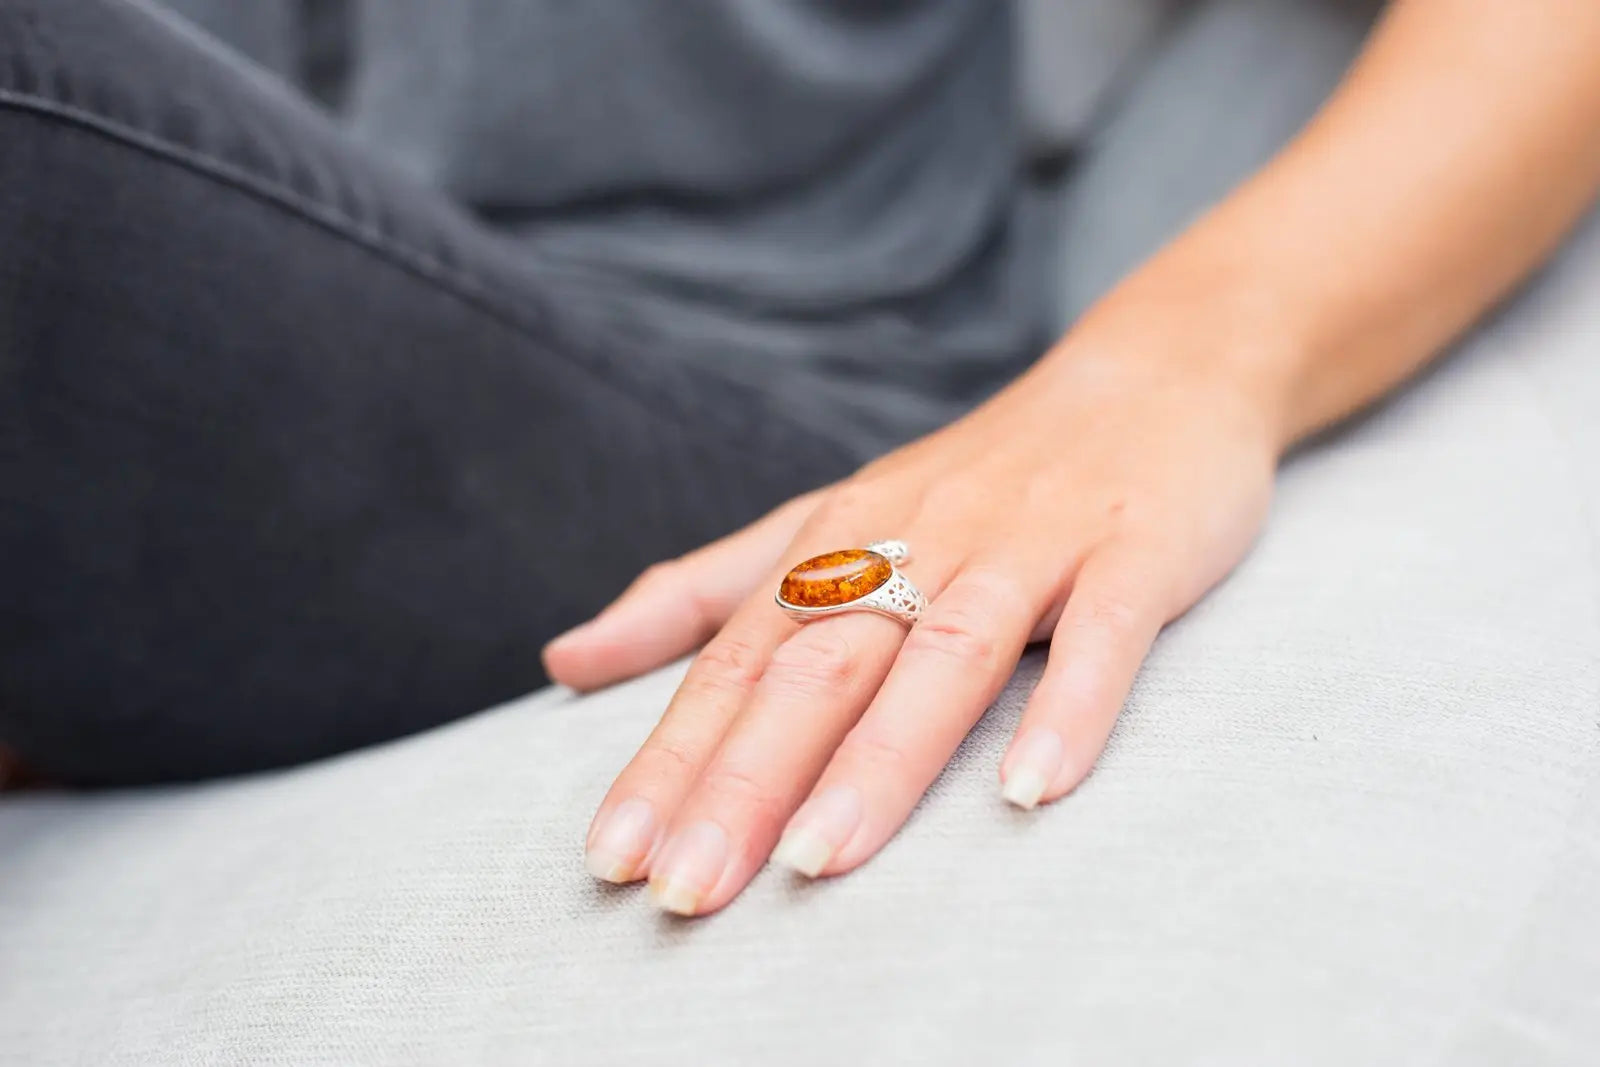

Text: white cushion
xmin=4 ymin=207 xmax=1599 ymax=1065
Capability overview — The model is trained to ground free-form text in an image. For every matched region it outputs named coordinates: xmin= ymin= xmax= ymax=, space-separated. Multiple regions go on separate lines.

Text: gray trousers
xmin=0 ymin=0 xmax=878 ymax=785
xmin=6 ymin=1 xmax=1600 ymax=1064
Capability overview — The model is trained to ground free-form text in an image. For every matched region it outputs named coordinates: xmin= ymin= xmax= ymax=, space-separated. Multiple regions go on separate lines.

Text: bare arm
xmin=1091 ymin=0 xmax=1600 ymax=445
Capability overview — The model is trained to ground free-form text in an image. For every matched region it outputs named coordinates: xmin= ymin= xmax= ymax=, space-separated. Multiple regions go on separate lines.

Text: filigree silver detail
xmin=864 ymin=540 xmax=911 ymax=567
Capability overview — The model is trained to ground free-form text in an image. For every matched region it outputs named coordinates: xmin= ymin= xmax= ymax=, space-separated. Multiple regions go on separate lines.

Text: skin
xmin=547 ymin=0 xmax=1600 ymax=916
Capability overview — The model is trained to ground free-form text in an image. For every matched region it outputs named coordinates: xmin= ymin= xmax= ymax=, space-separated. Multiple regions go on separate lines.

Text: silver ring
xmin=775 ymin=540 xmax=926 ymax=627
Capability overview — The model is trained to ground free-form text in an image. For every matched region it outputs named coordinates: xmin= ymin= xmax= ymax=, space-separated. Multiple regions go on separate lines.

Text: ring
xmin=775 ymin=540 xmax=927 ymax=627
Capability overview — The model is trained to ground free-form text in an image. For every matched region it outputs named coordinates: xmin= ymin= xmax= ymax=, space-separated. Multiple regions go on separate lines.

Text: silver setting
xmin=864 ymin=539 xmax=911 ymax=567
xmin=776 ymin=543 xmax=927 ymax=627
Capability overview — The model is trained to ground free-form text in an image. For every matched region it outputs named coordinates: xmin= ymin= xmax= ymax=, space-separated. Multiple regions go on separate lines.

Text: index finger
xmin=582 ymin=592 xmax=796 ymax=884
xmin=545 ymin=491 xmax=821 ymax=692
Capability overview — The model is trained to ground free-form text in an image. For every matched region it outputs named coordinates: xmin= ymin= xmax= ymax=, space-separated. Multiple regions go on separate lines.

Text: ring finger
xmin=646 ymin=548 xmax=955 ymax=916
xmin=774 ymin=544 xmax=1066 ymax=878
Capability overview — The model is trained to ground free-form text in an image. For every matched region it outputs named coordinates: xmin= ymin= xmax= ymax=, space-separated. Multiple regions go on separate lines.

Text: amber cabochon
xmin=777 ymin=549 xmax=893 ymax=608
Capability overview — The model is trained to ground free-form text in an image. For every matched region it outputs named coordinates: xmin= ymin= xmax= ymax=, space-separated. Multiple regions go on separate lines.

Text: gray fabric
xmin=152 ymin=0 xmax=1038 ymax=417
xmin=1052 ymin=0 xmax=1376 ymax=324
xmin=1017 ymin=0 xmax=1186 ymax=156
xmin=1 ymin=0 xmax=891 ymax=785
xmin=152 ymin=0 xmax=298 ymax=75
xmin=5 ymin=1 xmax=1600 ymax=1062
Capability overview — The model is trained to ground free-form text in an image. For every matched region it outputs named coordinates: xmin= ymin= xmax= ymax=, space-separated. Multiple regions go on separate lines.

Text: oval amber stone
xmin=778 ymin=549 xmax=892 ymax=608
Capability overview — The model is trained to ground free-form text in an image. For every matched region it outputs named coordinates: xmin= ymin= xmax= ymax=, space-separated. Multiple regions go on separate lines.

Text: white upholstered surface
xmin=4 ymin=208 xmax=1599 ymax=1066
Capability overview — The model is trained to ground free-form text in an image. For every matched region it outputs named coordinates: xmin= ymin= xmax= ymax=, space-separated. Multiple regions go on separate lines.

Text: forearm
xmin=1080 ymin=0 xmax=1600 ymax=448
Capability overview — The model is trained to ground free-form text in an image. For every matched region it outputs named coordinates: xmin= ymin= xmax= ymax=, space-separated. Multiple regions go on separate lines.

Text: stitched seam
xmin=0 ymin=88 xmax=708 ymax=423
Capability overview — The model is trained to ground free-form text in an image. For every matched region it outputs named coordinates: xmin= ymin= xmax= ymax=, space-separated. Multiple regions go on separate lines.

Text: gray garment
xmin=14 ymin=2 xmax=1600 ymax=1063
xmin=3 ymin=0 xmax=893 ymax=785
xmin=159 ymin=0 xmax=1034 ymax=436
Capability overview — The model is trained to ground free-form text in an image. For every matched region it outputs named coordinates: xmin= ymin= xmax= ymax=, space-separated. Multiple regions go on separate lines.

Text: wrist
xmin=1048 ymin=236 xmax=1316 ymax=454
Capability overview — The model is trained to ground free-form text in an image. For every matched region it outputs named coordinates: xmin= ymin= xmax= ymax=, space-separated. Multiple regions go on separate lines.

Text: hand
xmin=546 ymin=303 xmax=1284 ymax=917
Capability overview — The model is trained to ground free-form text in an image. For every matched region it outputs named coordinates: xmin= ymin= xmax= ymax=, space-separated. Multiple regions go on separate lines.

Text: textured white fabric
xmin=5 ymin=3 xmax=1600 ymax=1064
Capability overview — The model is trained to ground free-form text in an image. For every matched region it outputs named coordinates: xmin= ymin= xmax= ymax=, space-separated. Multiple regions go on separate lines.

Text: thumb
xmin=542 ymin=489 xmax=824 ymax=691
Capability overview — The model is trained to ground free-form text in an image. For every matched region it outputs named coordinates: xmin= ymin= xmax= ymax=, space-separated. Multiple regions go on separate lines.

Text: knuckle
xmin=901 ymin=569 xmax=1028 ymax=670
xmin=697 ymin=764 xmax=787 ymax=824
xmin=1019 ymin=474 xmax=1063 ymax=514
xmin=804 ymin=478 xmax=886 ymax=537
xmin=904 ymin=614 xmax=998 ymax=668
xmin=918 ymin=478 xmax=987 ymax=520
xmin=632 ymin=737 xmax=699 ymax=783
xmin=766 ymin=628 xmax=859 ymax=691
xmin=686 ymin=635 xmax=767 ymax=694
xmin=954 ymin=566 xmax=1030 ymax=615
xmin=1074 ymin=588 xmax=1150 ymax=637
xmin=836 ymin=729 xmax=912 ymax=777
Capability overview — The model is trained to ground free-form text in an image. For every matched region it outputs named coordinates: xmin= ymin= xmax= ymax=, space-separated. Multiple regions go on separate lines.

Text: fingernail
xmin=1001 ymin=729 xmax=1064 ymax=811
xmin=584 ymin=797 xmax=658 ymax=883
xmin=648 ymin=821 xmax=729 ymax=916
xmin=773 ymin=785 xmax=862 ymax=878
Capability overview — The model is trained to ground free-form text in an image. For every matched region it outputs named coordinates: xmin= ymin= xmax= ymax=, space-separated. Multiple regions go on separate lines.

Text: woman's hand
xmin=547 ymin=0 xmax=1600 ymax=916
xmin=546 ymin=289 xmax=1286 ymax=916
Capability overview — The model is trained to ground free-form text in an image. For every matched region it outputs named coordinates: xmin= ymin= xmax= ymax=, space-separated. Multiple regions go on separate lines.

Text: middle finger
xmin=647 ymin=555 xmax=954 ymax=916
xmin=776 ymin=548 xmax=1064 ymax=878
